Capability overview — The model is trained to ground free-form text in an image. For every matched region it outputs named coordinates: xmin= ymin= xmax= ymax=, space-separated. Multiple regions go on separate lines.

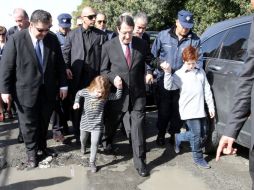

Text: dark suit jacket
xmin=6 ymin=26 xmax=19 ymax=40
xmin=105 ymin=29 xmax=117 ymax=40
xmin=100 ymin=36 xmax=151 ymax=112
xmin=224 ymin=17 xmax=254 ymax=150
xmin=62 ymin=26 xmax=107 ymax=94
xmin=0 ymin=29 xmax=67 ymax=108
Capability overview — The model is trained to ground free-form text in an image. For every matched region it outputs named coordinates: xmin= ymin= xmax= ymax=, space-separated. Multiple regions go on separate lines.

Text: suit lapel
xmin=42 ymin=37 xmax=50 ymax=73
xmin=89 ymin=31 xmax=96 ymax=50
xmin=24 ymin=31 xmax=42 ymax=71
xmin=130 ymin=39 xmax=137 ymax=70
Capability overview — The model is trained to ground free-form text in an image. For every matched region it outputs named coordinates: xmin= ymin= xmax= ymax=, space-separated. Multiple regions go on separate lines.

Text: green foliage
xmin=185 ymin=0 xmax=252 ymax=35
xmin=73 ymin=0 xmax=253 ymax=35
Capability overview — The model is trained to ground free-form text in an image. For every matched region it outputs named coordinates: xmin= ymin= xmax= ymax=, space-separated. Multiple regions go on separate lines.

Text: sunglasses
xmin=0 ymin=33 xmax=6 ymax=36
xmin=97 ymin=20 xmax=107 ymax=24
xmin=35 ymin=27 xmax=50 ymax=33
xmin=83 ymin=14 xmax=96 ymax=20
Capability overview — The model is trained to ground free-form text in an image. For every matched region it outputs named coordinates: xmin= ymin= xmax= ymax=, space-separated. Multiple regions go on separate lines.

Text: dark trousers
xmin=103 ymin=107 xmax=146 ymax=170
xmin=250 ymin=147 xmax=254 ymax=190
xmin=51 ymin=98 xmax=69 ymax=132
xmin=156 ymin=80 xmax=182 ymax=137
xmin=15 ymin=86 xmax=53 ymax=157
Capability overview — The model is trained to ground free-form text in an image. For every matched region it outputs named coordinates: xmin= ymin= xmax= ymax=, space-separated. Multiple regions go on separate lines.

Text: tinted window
xmin=219 ymin=24 xmax=251 ymax=61
xmin=202 ymin=31 xmax=227 ymax=58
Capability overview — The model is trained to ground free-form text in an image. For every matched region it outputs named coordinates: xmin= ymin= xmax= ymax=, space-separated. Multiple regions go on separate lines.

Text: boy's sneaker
xmin=89 ymin=162 xmax=97 ymax=173
xmin=174 ymin=134 xmax=180 ymax=154
xmin=194 ymin=159 xmax=211 ymax=169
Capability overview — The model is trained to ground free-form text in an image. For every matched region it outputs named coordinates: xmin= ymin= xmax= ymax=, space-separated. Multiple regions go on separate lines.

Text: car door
xmin=205 ymin=23 xmax=251 ymax=147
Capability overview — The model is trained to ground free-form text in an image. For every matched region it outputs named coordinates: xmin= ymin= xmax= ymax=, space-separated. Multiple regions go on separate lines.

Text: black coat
xmin=0 ymin=29 xmax=67 ymax=108
xmin=225 ymin=17 xmax=254 ymax=150
xmin=62 ymin=27 xmax=107 ymax=94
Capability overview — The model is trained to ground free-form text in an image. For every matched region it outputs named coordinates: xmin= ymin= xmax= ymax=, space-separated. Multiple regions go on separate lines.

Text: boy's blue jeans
xmin=177 ymin=118 xmax=207 ymax=161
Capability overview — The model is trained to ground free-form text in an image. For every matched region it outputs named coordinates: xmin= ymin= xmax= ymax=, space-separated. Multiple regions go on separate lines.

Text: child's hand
xmin=73 ymin=103 xmax=80 ymax=110
xmin=209 ymin=111 xmax=215 ymax=118
xmin=160 ymin=61 xmax=171 ymax=73
xmin=116 ymin=77 xmax=123 ymax=89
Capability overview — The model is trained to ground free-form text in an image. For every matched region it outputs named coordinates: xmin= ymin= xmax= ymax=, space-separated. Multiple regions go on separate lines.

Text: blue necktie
xmin=35 ymin=40 xmax=43 ymax=67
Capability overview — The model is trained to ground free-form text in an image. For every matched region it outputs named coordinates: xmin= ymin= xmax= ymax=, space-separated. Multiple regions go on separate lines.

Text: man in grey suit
xmin=62 ymin=7 xmax=107 ymax=142
xmin=0 ymin=10 xmax=68 ymax=168
xmin=101 ymin=15 xmax=152 ymax=177
xmin=216 ymin=1 xmax=254 ymax=188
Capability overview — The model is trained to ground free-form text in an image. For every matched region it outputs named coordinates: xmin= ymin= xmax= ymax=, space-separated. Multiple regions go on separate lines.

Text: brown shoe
xmin=53 ymin=132 xmax=65 ymax=142
xmin=0 ymin=113 xmax=5 ymax=122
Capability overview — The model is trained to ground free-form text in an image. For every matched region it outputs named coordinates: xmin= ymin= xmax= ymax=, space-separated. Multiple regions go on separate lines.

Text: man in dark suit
xmin=216 ymin=1 xmax=254 ymax=188
xmin=95 ymin=13 xmax=116 ymax=40
xmin=7 ymin=8 xmax=30 ymax=143
xmin=0 ymin=10 xmax=68 ymax=168
xmin=62 ymin=6 xmax=107 ymax=143
xmin=101 ymin=15 xmax=152 ymax=177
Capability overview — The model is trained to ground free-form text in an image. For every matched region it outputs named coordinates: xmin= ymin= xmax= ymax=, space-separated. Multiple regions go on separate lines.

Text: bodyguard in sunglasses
xmin=0 ymin=10 xmax=68 ymax=168
xmin=95 ymin=12 xmax=116 ymax=40
xmin=62 ymin=6 xmax=107 ymax=144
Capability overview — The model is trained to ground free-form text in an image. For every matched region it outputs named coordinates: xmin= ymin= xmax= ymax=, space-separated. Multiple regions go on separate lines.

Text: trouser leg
xmin=103 ymin=107 xmax=123 ymax=147
xmin=130 ymin=110 xmax=146 ymax=170
xmin=156 ymin=82 xmax=171 ymax=137
xmin=15 ymin=104 xmax=39 ymax=158
xmin=186 ymin=119 xmax=203 ymax=161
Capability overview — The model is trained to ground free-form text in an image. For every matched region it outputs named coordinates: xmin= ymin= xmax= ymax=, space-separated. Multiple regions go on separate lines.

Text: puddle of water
xmin=138 ymin=166 xmax=210 ymax=190
xmin=0 ymin=165 xmax=89 ymax=190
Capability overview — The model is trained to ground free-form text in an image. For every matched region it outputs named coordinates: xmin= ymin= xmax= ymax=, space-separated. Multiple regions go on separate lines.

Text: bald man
xmin=62 ymin=7 xmax=107 ymax=143
xmin=7 ymin=8 xmax=30 ymax=39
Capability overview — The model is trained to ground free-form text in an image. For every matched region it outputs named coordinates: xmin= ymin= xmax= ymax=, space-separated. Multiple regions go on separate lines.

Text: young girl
xmin=161 ymin=46 xmax=215 ymax=169
xmin=73 ymin=75 xmax=122 ymax=173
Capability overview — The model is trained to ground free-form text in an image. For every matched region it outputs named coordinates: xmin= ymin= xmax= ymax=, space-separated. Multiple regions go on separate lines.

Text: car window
xmin=202 ymin=31 xmax=227 ymax=58
xmin=219 ymin=24 xmax=251 ymax=61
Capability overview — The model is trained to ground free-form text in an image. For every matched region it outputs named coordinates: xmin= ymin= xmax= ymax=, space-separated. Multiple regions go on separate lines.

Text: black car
xmin=201 ymin=15 xmax=252 ymax=152
xmin=146 ymin=31 xmax=159 ymax=106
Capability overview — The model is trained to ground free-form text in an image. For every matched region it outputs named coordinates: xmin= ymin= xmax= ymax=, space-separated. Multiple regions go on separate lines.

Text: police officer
xmin=56 ymin=13 xmax=72 ymax=48
xmin=151 ymin=10 xmax=203 ymax=146
xmin=51 ymin=13 xmax=72 ymax=142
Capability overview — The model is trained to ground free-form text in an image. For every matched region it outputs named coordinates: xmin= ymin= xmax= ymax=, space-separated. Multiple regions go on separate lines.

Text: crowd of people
xmin=0 ymin=3 xmax=253 ymax=189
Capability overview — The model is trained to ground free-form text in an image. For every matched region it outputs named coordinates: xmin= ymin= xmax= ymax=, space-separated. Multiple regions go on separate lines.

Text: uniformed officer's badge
xmin=63 ymin=18 xmax=67 ymax=23
xmin=186 ymin=16 xmax=191 ymax=21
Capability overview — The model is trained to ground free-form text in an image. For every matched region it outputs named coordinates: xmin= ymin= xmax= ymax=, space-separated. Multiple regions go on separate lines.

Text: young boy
xmin=161 ymin=46 xmax=215 ymax=169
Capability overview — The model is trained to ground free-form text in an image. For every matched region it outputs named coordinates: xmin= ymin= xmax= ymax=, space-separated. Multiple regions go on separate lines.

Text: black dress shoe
xmin=27 ymin=156 xmax=37 ymax=168
xmin=156 ymin=136 xmax=165 ymax=146
xmin=17 ymin=133 xmax=24 ymax=143
xmin=38 ymin=148 xmax=57 ymax=158
xmin=137 ymin=167 xmax=149 ymax=177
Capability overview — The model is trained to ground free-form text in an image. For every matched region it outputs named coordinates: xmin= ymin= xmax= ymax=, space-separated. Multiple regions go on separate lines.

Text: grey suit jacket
xmin=62 ymin=26 xmax=107 ymax=94
xmin=0 ymin=29 xmax=67 ymax=108
xmin=224 ymin=17 xmax=254 ymax=150
xmin=100 ymin=36 xmax=151 ymax=112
